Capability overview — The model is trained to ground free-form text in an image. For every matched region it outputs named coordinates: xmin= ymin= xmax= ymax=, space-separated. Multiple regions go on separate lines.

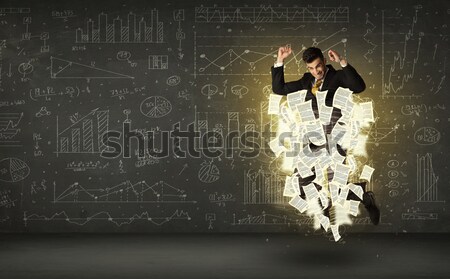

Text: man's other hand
xmin=328 ymin=49 xmax=347 ymax=67
xmin=277 ymin=45 xmax=292 ymax=63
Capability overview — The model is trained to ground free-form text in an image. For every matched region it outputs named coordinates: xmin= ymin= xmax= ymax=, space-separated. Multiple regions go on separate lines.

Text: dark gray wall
xmin=0 ymin=0 xmax=448 ymax=233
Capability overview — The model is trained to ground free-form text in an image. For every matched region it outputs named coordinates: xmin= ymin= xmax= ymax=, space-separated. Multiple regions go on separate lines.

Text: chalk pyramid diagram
xmin=50 ymin=57 xmax=133 ymax=79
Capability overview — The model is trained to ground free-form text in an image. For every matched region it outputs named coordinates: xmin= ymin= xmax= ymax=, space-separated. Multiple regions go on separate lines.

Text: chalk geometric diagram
xmin=402 ymin=212 xmax=438 ymax=220
xmin=0 ymin=112 xmax=23 ymax=147
xmin=53 ymin=180 xmax=196 ymax=203
xmin=198 ymin=160 xmax=220 ymax=183
xmin=416 ymin=153 xmax=441 ymax=203
xmin=194 ymin=6 xmax=349 ymax=24
xmin=50 ymin=56 xmax=134 ymax=79
xmin=23 ymin=209 xmax=191 ymax=227
xmin=367 ymin=123 xmax=399 ymax=145
xmin=0 ymin=157 xmax=30 ymax=183
xmin=243 ymin=169 xmax=287 ymax=205
xmin=56 ymin=108 xmax=110 ymax=155
xmin=140 ymin=96 xmax=172 ymax=118
xmin=75 ymin=10 xmax=164 ymax=44
xmin=231 ymin=211 xmax=301 ymax=226
xmin=148 ymin=55 xmax=168 ymax=69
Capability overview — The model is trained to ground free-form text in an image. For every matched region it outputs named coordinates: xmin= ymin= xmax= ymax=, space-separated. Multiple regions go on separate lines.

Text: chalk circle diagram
xmin=414 ymin=127 xmax=440 ymax=145
xmin=0 ymin=158 xmax=30 ymax=182
xmin=198 ymin=161 xmax=220 ymax=183
xmin=140 ymin=96 xmax=172 ymax=118
xmin=18 ymin=62 xmax=34 ymax=75
xmin=231 ymin=85 xmax=248 ymax=98
xmin=116 ymin=51 xmax=131 ymax=61
xmin=201 ymin=84 xmax=218 ymax=99
xmin=166 ymin=75 xmax=181 ymax=86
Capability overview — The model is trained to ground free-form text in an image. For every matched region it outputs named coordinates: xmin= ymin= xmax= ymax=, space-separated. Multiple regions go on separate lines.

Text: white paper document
xmin=289 ymin=195 xmax=308 ymax=213
xmin=268 ymin=94 xmax=283 ymax=114
xmin=287 ymin=90 xmax=307 ymax=110
xmin=296 ymin=159 xmax=314 ymax=178
xmin=360 ymin=165 xmax=375 ymax=181
xmin=283 ymin=176 xmax=301 ymax=197
xmin=348 ymin=183 xmax=364 ymax=200
xmin=330 ymin=224 xmax=341 ymax=241
xmin=302 ymin=183 xmax=319 ymax=200
xmin=318 ymin=214 xmax=330 ymax=231
xmin=269 ymin=137 xmax=286 ymax=157
xmin=332 ymin=163 xmax=350 ymax=186
xmin=333 ymin=87 xmax=353 ymax=109
xmin=315 ymin=90 xmax=328 ymax=106
xmin=319 ymin=105 xmax=333 ymax=125
xmin=348 ymin=200 xmax=360 ymax=216
xmin=337 ymin=186 xmax=349 ymax=205
xmin=305 ymin=120 xmax=326 ymax=146
xmin=360 ymin=101 xmax=374 ymax=122
xmin=296 ymin=100 xmax=316 ymax=123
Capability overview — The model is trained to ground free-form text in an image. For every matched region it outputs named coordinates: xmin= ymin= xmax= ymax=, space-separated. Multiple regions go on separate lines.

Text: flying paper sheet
xmin=330 ymin=224 xmax=341 ymax=241
xmin=330 ymin=122 xmax=347 ymax=144
xmin=280 ymin=106 xmax=297 ymax=131
xmin=312 ymin=163 xmax=327 ymax=186
xmin=332 ymin=163 xmax=350 ymax=186
xmin=296 ymin=159 xmax=314 ymax=178
xmin=346 ymin=155 xmax=357 ymax=173
xmin=319 ymin=189 xmax=329 ymax=209
xmin=287 ymin=90 xmax=307 ymax=110
xmin=268 ymin=94 xmax=283 ymax=114
xmin=315 ymin=90 xmax=328 ymax=106
xmin=337 ymin=186 xmax=350 ymax=206
xmin=329 ymin=182 xmax=340 ymax=204
xmin=319 ymin=104 xmax=333 ymax=125
xmin=333 ymin=87 xmax=353 ymax=109
xmin=289 ymin=195 xmax=308 ymax=213
xmin=360 ymin=101 xmax=375 ymax=122
xmin=360 ymin=165 xmax=375 ymax=181
xmin=269 ymin=137 xmax=286 ymax=157
xmin=302 ymin=183 xmax=320 ymax=200
xmin=283 ymin=175 xmax=301 ymax=197
xmin=318 ymin=214 xmax=330 ymax=231
xmin=296 ymin=100 xmax=316 ymax=123
xmin=305 ymin=120 xmax=326 ymax=146
xmin=348 ymin=183 xmax=364 ymax=200
xmin=348 ymin=200 xmax=360 ymax=216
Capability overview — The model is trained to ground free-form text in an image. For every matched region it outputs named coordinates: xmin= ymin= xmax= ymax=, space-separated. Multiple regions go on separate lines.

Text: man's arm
xmin=271 ymin=45 xmax=308 ymax=95
xmin=328 ymin=50 xmax=365 ymax=93
xmin=271 ymin=65 xmax=308 ymax=95
xmin=340 ymin=64 xmax=366 ymax=93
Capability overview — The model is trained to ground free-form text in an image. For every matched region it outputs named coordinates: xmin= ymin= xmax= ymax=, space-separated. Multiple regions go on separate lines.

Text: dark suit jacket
xmin=271 ymin=64 xmax=366 ymax=107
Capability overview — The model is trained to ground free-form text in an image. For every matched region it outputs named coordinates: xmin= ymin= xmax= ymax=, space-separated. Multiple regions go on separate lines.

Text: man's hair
xmin=302 ymin=47 xmax=324 ymax=63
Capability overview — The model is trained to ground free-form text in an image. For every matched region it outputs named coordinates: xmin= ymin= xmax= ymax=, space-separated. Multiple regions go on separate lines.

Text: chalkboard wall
xmin=0 ymin=0 xmax=448 ymax=233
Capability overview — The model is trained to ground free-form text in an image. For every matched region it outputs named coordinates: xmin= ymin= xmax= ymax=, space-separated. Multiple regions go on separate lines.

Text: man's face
xmin=306 ymin=57 xmax=327 ymax=80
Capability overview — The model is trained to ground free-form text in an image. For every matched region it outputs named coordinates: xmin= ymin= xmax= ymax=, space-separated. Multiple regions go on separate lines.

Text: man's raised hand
xmin=328 ymin=49 xmax=347 ymax=67
xmin=277 ymin=45 xmax=292 ymax=63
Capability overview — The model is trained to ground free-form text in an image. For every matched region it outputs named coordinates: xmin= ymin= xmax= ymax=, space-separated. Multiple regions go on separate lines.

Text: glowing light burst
xmin=268 ymin=88 xmax=375 ymax=241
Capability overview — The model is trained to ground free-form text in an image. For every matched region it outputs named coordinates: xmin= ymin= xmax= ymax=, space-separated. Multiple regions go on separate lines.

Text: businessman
xmin=271 ymin=46 xmax=380 ymax=225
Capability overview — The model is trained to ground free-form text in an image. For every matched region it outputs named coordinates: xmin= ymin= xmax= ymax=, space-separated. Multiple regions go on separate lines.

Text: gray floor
xmin=0 ymin=233 xmax=449 ymax=279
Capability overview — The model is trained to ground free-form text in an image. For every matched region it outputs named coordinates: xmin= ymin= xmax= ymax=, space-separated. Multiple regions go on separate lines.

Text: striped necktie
xmin=311 ymin=79 xmax=323 ymax=95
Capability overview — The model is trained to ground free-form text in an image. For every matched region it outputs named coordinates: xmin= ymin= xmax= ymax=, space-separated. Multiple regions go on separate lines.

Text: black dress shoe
xmin=362 ymin=191 xmax=380 ymax=225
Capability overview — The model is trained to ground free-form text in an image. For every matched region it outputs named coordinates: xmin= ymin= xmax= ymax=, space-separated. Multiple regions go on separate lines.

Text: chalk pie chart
xmin=198 ymin=162 xmax=220 ymax=183
xmin=140 ymin=96 xmax=172 ymax=118
xmin=0 ymin=158 xmax=30 ymax=182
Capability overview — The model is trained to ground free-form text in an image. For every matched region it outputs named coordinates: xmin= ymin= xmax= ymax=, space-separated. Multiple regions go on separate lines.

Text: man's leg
xmin=347 ymin=182 xmax=380 ymax=225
